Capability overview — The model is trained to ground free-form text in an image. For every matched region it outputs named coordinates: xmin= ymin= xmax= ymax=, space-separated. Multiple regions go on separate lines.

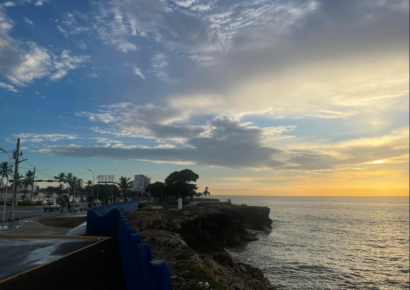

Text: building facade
xmin=133 ymin=175 xmax=151 ymax=194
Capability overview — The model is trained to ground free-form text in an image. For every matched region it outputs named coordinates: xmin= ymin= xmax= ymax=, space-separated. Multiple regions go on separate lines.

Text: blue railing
xmin=118 ymin=215 xmax=172 ymax=290
xmin=86 ymin=201 xmax=138 ymax=232
xmin=86 ymin=201 xmax=172 ymax=290
xmin=92 ymin=200 xmax=139 ymax=216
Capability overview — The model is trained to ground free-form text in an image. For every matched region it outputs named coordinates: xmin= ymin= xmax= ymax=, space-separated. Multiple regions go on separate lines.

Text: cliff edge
xmin=126 ymin=205 xmax=276 ymax=290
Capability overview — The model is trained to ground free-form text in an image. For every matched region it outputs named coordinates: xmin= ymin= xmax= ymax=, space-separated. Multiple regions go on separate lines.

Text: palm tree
xmin=58 ymin=183 xmax=64 ymax=194
xmin=0 ymin=162 xmax=12 ymax=203
xmin=21 ymin=190 xmax=29 ymax=201
xmin=11 ymin=174 xmax=24 ymax=192
xmin=116 ymin=176 xmax=133 ymax=199
xmin=86 ymin=180 xmax=93 ymax=195
xmin=66 ymin=173 xmax=74 ymax=191
xmin=23 ymin=170 xmax=35 ymax=192
xmin=57 ymin=195 xmax=68 ymax=212
xmin=57 ymin=172 xmax=66 ymax=189
xmin=76 ymin=178 xmax=83 ymax=190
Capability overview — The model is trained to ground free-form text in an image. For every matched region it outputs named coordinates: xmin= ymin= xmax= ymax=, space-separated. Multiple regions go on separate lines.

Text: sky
xmin=0 ymin=0 xmax=408 ymax=196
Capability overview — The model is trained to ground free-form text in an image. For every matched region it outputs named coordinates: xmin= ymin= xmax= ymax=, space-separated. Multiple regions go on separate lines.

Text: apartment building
xmin=133 ymin=175 xmax=151 ymax=193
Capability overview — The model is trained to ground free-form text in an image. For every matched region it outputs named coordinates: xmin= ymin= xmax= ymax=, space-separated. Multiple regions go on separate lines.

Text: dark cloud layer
xmin=36 ymin=118 xmax=283 ymax=168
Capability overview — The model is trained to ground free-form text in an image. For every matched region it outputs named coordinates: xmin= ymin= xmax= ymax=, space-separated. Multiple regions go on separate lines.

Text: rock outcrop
xmin=127 ymin=205 xmax=273 ymax=251
xmin=141 ymin=229 xmax=277 ymax=290
xmin=126 ymin=205 xmax=275 ymax=290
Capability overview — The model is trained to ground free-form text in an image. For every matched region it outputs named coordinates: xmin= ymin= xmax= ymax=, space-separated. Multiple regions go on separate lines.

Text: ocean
xmin=212 ymin=196 xmax=410 ymax=290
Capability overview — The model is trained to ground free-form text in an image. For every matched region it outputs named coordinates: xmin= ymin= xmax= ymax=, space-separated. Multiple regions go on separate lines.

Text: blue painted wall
xmin=86 ymin=202 xmax=172 ymax=290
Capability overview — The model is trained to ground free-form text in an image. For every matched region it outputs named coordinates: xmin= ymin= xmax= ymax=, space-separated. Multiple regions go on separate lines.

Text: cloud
xmin=284 ymin=127 xmax=409 ymax=171
xmin=13 ymin=133 xmax=78 ymax=142
xmin=50 ymin=50 xmax=90 ymax=81
xmin=3 ymin=2 xmax=15 ymax=7
xmin=2 ymin=43 xmax=52 ymax=86
xmin=304 ymin=110 xmax=356 ymax=119
xmin=56 ymin=25 xmax=68 ymax=37
xmin=61 ymin=12 xmax=76 ymax=27
xmin=24 ymin=17 xmax=34 ymax=26
xmin=56 ymin=12 xmax=92 ymax=39
xmin=36 ymin=117 xmax=284 ymax=168
xmin=147 ymin=0 xmax=408 ymax=122
xmin=0 ymin=81 xmax=17 ymax=92
xmin=34 ymin=1 xmax=43 ymax=7
xmin=91 ymin=0 xmax=319 ymax=56
xmin=150 ymin=54 xmax=176 ymax=83
xmin=92 ymin=0 xmax=220 ymax=53
xmin=125 ymin=63 xmax=145 ymax=79
xmin=76 ymin=103 xmax=199 ymax=142
xmin=0 ymin=8 xmax=90 ymax=86
xmin=79 ymin=39 xmax=87 ymax=50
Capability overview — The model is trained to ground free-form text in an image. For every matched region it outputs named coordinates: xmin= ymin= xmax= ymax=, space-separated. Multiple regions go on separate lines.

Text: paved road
xmin=0 ymin=237 xmax=97 ymax=280
xmin=0 ymin=203 xmax=89 ymax=220
xmin=0 ymin=204 xmax=89 ymax=232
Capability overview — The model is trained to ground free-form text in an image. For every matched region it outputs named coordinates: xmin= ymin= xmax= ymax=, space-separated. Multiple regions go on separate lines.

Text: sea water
xmin=212 ymin=196 xmax=409 ymax=290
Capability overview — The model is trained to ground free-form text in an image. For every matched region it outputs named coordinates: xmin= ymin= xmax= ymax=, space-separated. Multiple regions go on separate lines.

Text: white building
xmin=133 ymin=175 xmax=151 ymax=193
xmin=17 ymin=184 xmax=38 ymax=192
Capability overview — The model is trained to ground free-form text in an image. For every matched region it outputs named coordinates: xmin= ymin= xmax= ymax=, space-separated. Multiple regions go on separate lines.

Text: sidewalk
xmin=0 ymin=237 xmax=98 ymax=281
xmin=0 ymin=209 xmax=99 ymax=283
xmin=0 ymin=237 xmax=126 ymax=290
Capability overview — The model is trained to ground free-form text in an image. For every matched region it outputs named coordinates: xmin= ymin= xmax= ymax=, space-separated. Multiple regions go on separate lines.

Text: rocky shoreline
xmin=126 ymin=204 xmax=276 ymax=290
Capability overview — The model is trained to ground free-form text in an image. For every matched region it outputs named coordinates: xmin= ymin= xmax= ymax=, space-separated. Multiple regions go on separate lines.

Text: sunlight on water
xmin=214 ymin=196 xmax=410 ymax=290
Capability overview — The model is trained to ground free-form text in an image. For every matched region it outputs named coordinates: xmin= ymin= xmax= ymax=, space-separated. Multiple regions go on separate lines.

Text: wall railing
xmin=86 ymin=201 xmax=172 ymax=290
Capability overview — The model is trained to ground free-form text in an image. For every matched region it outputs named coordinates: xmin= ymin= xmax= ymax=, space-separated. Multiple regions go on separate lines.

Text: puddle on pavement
xmin=0 ymin=225 xmax=23 ymax=231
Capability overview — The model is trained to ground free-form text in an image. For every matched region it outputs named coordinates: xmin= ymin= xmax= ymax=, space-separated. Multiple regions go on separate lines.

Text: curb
xmin=0 ymin=233 xmax=109 ymax=240
xmin=0 ymin=238 xmax=109 ymax=284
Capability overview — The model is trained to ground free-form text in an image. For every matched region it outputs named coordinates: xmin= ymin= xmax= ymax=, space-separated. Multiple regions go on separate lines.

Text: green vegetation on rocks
xmin=175 ymin=263 xmax=227 ymax=290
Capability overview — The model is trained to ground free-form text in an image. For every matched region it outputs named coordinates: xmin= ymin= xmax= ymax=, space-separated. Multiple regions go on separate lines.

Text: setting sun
xmin=374 ymin=160 xmax=385 ymax=164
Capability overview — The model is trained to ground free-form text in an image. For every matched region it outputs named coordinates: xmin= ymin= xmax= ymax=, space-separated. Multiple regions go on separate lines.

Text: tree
xmin=75 ymin=178 xmax=83 ymax=190
xmin=116 ymin=176 xmax=133 ymax=198
xmin=66 ymin=173 xmax=74 ymax=191
xmin=145 ymin=182 xmax=165 ymax=201
xmin=21 ymin=190 xmax=29 ymax=200
xmin=0 ymin=161 xmax=12 ymax=202
xmin=58 ymin=183 xmax=64 ymax=194
xmin=23 ymin=170 xmax=35 ymax=192
xmin=84 ymin=180 xmax=93 ymax=195
xmin=11 ymin=174 xmax=24 ymax=192
xmin=58 ymin=172 xmax=66 ymax=190
xmin=164 ymin=169 xmax=199 ymax=203
xmin=57 ymin=195 xmax=68 ymax=212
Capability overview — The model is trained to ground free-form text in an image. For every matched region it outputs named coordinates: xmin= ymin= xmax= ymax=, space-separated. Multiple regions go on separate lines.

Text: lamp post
xmin=86 ymin=167 xmax=94 ymax=198
xmin=0 ymin=148 xmax=11 ymax=221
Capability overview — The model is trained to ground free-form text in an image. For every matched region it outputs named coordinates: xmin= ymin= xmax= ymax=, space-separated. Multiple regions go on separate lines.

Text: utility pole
xmin=30 ymin=167 xmax=36 ymax=203
xmin=86 ymin=167 xmax=94 ymax=198
xmin=73 ymin=180 xmax=76 ymax=206
xmin=0 ymin=148 xmax=11 ymax=222
xmin=11 ymin=139 xmax=20 ymax=221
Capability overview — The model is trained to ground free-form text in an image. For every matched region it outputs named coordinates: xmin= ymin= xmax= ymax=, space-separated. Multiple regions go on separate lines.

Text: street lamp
xmin=86 ymin=167 xmax=94 ymax=199
xmin=0 ymin=148 xmax=11 ymax=222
